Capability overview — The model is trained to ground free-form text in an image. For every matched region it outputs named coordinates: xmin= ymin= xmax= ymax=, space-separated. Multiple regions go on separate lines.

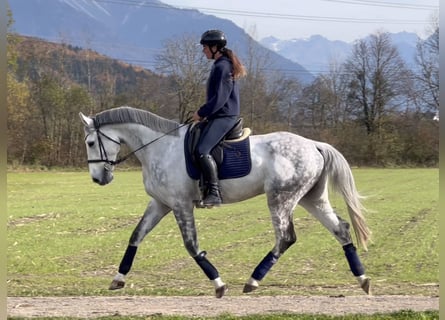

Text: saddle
xmin=184 ymin=118 xmax=252 ymax=181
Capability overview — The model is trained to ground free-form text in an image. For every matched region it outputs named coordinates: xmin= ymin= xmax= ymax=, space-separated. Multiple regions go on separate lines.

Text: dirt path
xmin=8 ymin=295 xmax=439 ymax=318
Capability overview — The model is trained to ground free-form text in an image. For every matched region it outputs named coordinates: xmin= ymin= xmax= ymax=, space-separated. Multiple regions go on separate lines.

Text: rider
xmin=193 ymin=29 xmax=247 ymax=206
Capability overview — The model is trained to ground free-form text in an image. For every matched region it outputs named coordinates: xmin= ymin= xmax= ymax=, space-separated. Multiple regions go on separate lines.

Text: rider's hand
xmin=193 ymin=111 xmax=202 ymax=123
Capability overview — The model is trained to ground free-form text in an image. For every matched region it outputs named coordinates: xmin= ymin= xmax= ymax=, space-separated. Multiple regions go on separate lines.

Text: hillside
xmin=15 ymin=35 xmax=162 ymax=96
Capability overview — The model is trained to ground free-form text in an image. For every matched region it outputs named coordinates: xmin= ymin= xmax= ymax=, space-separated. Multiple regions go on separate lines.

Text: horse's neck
xmin=112 ymin=123 xmax=153 ymax=147
xmin=113 ymin=123 xmax=177 ymax=157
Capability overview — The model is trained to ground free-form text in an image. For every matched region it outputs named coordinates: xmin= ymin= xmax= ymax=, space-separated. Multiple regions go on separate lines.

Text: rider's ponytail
xmin=221 ymin=48 xmax=247 ymax=80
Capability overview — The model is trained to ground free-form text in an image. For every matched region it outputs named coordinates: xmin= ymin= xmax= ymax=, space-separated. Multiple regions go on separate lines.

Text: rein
xmin=87 ymin=117 xmax=192 ymax=167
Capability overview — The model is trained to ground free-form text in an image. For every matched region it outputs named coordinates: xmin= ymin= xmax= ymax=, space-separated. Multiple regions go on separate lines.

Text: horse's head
xmin=79 ymin=112 xmax=121 ymax=185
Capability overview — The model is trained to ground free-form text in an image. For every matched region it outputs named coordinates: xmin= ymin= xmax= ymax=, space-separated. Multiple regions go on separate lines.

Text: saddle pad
xmin=184 ymin=138 xmax=252 ymax=180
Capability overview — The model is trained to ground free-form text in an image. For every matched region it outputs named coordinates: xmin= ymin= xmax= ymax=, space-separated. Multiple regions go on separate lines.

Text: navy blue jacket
xmin=197 ymin=56 xmax=240 ymax=120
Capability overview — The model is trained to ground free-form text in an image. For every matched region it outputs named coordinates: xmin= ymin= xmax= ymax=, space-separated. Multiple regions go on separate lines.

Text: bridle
xmin=85 ymin=117 xmax=192 ymax=168
xmin=85 ymin=127 xmax=122 ymax=168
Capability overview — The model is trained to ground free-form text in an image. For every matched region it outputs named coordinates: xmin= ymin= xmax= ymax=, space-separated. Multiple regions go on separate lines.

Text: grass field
xmin=6 ymin=168 xmax=439 ymax=318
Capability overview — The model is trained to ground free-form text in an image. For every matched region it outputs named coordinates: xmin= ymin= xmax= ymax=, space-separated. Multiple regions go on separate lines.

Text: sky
xmin=161 ymin=0 xmax=438 ymax=42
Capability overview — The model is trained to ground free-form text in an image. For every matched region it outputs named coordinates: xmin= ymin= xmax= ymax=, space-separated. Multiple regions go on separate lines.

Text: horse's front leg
xmin=109 ymin=199 xmax=171 ymax=290
xmin=173 ymin=206 xmax=228 ymax=298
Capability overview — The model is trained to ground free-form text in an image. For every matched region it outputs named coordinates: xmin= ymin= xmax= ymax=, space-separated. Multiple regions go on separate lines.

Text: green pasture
xmin=7 ymin=168 xmax=438 ymax=301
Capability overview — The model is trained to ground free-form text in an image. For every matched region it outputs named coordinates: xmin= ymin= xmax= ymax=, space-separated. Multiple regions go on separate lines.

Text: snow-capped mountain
xmin=261 ymin=32 xmax=419 ymax=74
xmin=261 ymin=35 xmax=352 ymax=74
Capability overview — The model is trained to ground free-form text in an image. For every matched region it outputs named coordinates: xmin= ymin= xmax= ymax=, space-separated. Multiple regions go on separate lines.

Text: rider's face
xmin=202 ymin=45 xmax=215 ymax=59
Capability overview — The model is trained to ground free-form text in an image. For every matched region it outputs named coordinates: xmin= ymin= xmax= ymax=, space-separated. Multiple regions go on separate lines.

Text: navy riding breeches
xmin=195 ymin=116 xmax=238 ymax=156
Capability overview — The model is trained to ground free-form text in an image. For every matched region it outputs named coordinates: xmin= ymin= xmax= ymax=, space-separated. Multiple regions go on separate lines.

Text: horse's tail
xmin=315 ymin=142 xmax=371 ymax=251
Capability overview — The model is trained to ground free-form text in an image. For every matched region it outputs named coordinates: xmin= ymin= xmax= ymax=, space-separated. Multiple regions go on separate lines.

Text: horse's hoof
xmin=360 ymin=277 xmax=371 ymax=295
xmin=109 ymin=279 xmax=125 ymax=290
xmin=215 ymin=284 xmax=228 ymax=298
xmin=243 ymin=283 xmax=258 ymax=293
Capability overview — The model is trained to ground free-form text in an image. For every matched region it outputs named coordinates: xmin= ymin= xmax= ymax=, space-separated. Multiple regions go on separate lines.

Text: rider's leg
xmin=198 ymin=153 xmax=222 ymax=206
xmin=196 ymin=116 xmax=237 ymax=206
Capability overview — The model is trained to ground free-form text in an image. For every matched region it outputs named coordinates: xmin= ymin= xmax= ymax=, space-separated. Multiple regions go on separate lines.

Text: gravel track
xmin=8 ymin=295 xmax=439 ymax=318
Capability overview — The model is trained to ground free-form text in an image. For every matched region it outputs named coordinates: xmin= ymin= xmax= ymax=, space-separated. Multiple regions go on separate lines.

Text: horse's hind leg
xmin=243 ymin=192 xmax=298 ymax=293
xmin=109 ymin=199 xmax=171 ymax=290
xmin=300 ymin=193 xmax=370 ymax=294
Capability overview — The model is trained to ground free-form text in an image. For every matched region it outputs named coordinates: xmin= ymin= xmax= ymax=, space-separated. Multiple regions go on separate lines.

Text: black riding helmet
xmin=200 ymin=29 xmax=227 ymax=49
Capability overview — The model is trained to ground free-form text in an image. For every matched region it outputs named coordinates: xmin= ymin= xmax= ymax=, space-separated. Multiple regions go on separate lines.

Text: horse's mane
xmin=94 ymin=106 xmax=180 ymax=136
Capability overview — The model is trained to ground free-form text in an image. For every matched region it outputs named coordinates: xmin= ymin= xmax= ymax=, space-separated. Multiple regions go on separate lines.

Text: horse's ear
xmin=79 ymin=112 xmax=94 ymax=127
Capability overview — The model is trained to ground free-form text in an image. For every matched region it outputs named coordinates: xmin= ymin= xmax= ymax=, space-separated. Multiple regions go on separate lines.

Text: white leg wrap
xmin=356 ymin=274 xmax=371 ymax=294
xmin=356 ymin=274 xmax=367 ymax=285
xmin=114 ymin=272 xmax=125 ymax=282
xmin=246 ymin=277 xmax=259 ymax=287
xmin=212 ymin=277 xmax=225 ymax=289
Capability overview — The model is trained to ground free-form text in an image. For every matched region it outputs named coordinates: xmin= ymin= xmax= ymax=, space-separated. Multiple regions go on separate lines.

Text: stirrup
xmin=202 ymin=193 xmax=222 ymax=207
xmin=193 ymin=195 xmax=222 ymax=208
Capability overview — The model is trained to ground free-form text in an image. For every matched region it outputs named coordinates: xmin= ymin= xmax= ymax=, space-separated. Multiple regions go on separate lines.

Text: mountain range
xmin=8 ymin=0 xmax=421 ymax=81
xmin=8 ymin=0 xmax=314 ymax=83
xmin=260 ymin=32 xmax=420 ymax=75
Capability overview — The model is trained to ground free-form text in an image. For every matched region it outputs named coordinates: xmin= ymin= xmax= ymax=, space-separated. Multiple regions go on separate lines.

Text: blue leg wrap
xmin=193 ymin=251 xmax=219 ymax=280
xmin=343 ymin=243 xmax=365 ymax=276
xmin=119 ymin=245 xmax=138 ymax=275
xmin=252 ymin=251 xmax=279 ymax=281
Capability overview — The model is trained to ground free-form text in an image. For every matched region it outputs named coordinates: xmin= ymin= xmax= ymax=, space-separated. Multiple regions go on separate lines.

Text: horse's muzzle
xmin=92 ymin=171 xmax=114 ymax=185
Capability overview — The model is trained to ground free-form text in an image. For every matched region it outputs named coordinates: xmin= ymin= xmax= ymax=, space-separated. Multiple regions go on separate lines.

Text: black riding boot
xmin=198 ymin=154 xmax=222 ymax=206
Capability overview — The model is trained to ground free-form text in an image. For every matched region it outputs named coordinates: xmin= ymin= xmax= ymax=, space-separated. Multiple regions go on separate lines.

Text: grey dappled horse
xmin=79 ymin=106 xmax=371 ymax=298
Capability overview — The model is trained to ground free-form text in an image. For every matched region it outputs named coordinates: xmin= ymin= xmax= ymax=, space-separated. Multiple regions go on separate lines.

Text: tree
xmin=274 ymin=77 xmax=303 ymax=132
xmin=343 ymin=32 xmax=412 ymax=164
xmin=414 ymin=16 xmax=439 ymax=117
xmin=7 ymin=8 xmax=33 ymax=165
xmin=6 ymin=8 xmax=18 ymax=72
xmin=156 ymin=34 xmax=210 ymax=122
xmin=298 ymin=60 xmax=352 ymax=138
xmin=345 ymin=32 xmax=411 ymax=135
xmin=240 ymin=34 xmax=291 ymax=133
xmin=63 ymin=85 xmax=94 ymax=166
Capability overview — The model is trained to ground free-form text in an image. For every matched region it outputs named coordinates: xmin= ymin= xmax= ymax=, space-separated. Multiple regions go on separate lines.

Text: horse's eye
xmin=87 ymin=141 xmax=95 ymax=147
